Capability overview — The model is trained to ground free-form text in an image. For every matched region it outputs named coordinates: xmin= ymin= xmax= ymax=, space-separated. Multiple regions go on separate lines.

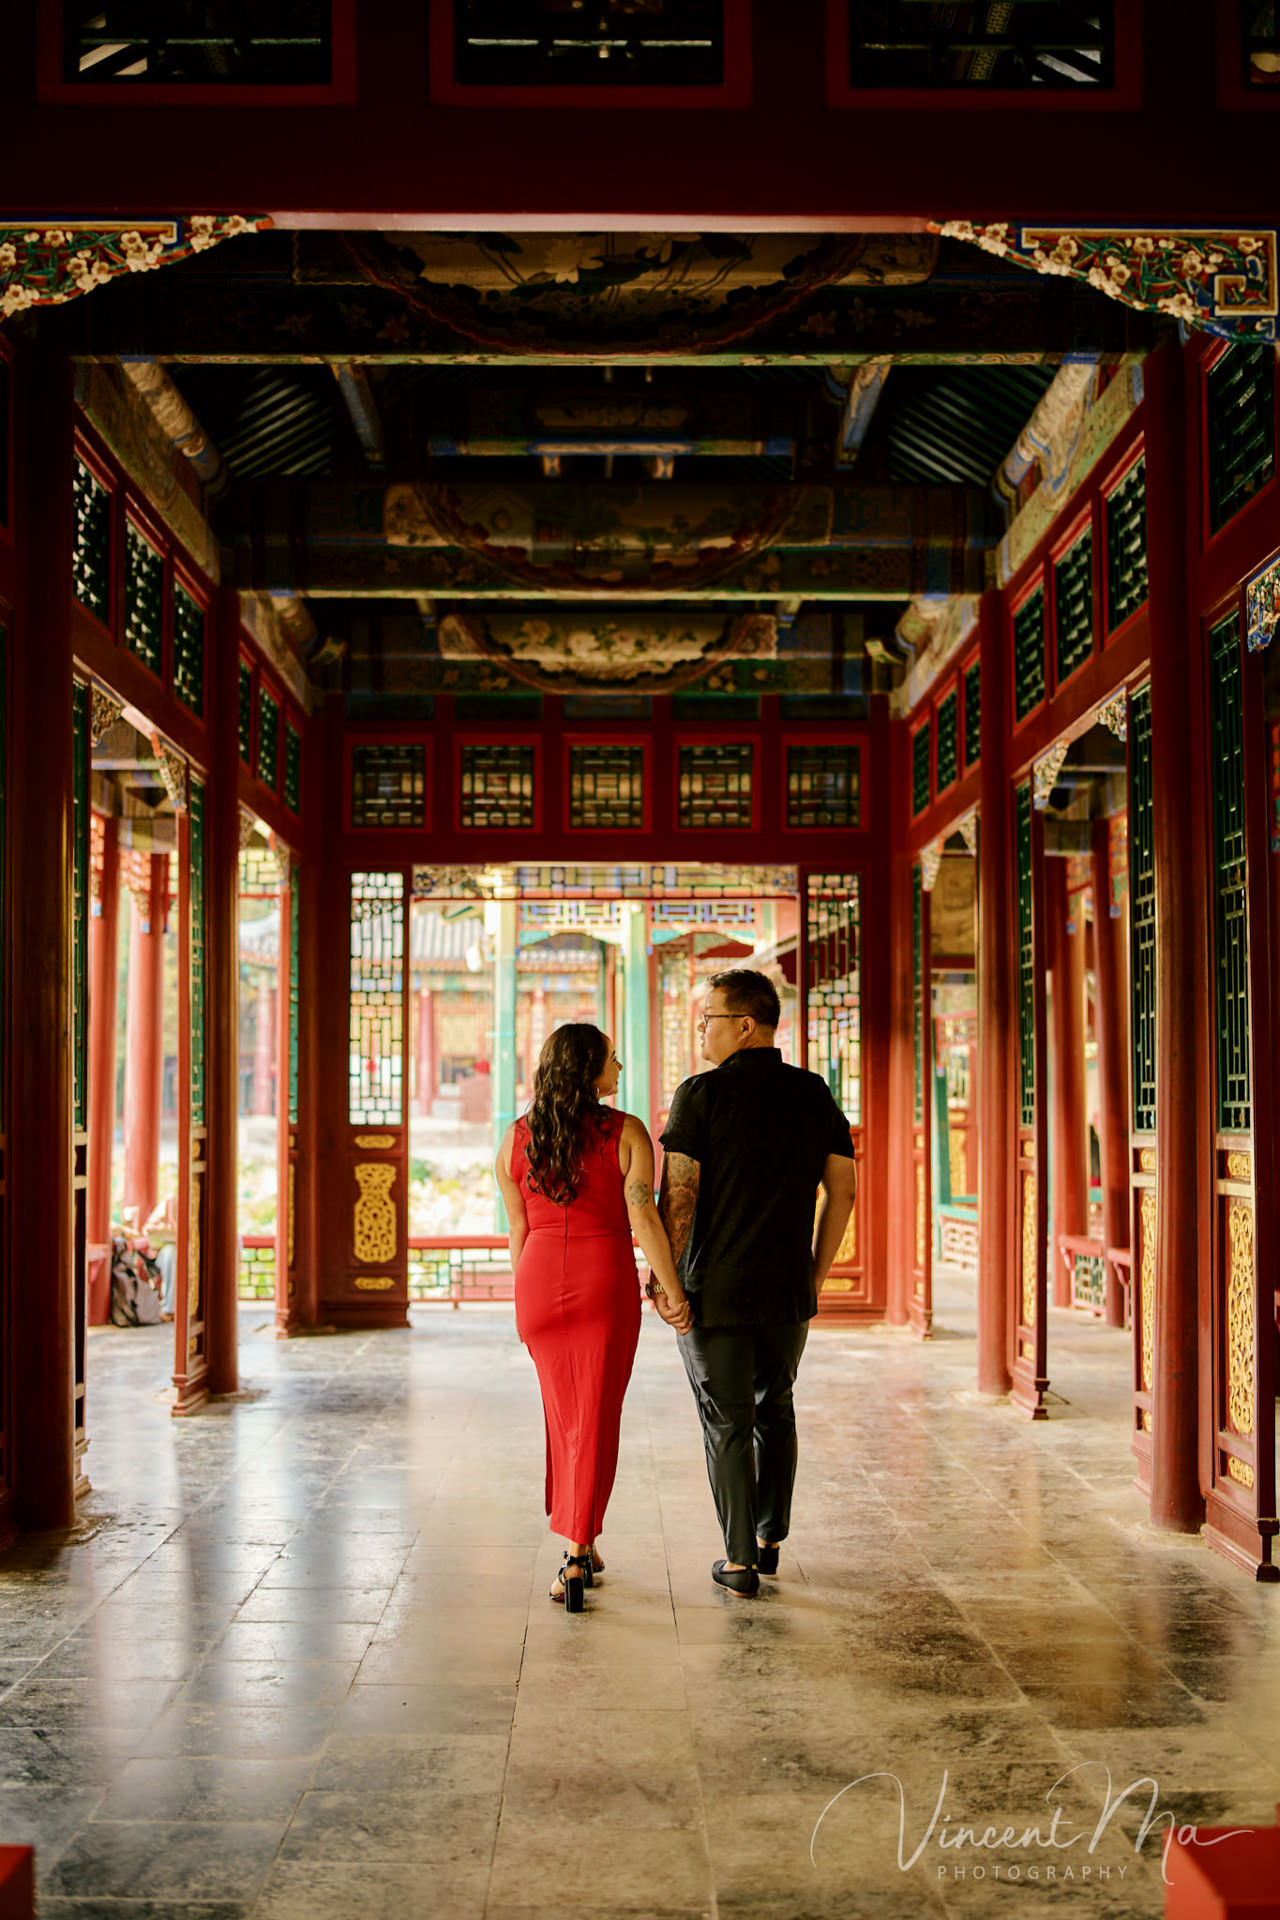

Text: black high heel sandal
xmin=552 ymin=1552 xmax=590 ymax=1613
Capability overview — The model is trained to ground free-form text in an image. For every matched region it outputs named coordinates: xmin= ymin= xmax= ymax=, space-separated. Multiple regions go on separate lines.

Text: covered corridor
xmin=4 ymin=1278 xmax=1278 ymax=1918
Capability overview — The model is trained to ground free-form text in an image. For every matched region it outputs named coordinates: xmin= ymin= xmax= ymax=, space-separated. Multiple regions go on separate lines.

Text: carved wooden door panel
xmin=802 ymin=871 xmax=865 ymax=1318
xmin=345 ymin=870 xmax=409 ymax=1319
xmin=1011 ymin=781 xmax=1049 ymax=1416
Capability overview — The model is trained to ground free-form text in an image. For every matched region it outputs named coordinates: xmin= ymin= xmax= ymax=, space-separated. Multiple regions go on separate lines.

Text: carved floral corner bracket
xmin=1246 ymin=555 xmax=1280 ymax=653
xmin=1032 ymin=738 xmax=1071 ymax=810
xmin=919 ymin=841 xmax=944 ymax=891
xmin=1095 ymin=690 xmax=1129 ymax=741
xmin=0 ymin=216 xmax=272 ymax=321
xmin=929 ymin=223 xmax=1277 ymax=342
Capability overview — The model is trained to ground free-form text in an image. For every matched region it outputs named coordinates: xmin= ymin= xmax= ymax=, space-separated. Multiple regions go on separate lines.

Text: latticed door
xmin=1011 ymin=781 xmax=1049 ymax=1416
xmin=1202 ymin=615 xmax=1276 ymax=1577
xmin=71 ymin=678 xmax=90 ymax=1487
xmin=1126 ymin=684 xmax=1157 ymax=1479
xmin=801 ymin=872 xmax=864 ymax=1315
xmin=910 ymin=861 xmax=932 ymax=1334
xmin=346 ymin=870 xmax=409 ymax=1317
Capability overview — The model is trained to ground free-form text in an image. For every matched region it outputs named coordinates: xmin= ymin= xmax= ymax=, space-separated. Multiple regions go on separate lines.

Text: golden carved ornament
xmin=823 ymin=1277 xmax=854 ymax=1293
xmin=957 ymin=809 xmax=978 ymax=857
xmin=1021 ymin=1172 xmax=1036 ymax=1327
xmin=1225 ymin=1151 xmax=1251 ymax=1181
xmin=354 ymin=1274 xmax=396 ymax=1292
xmin=354 ymin=1163 xmax=397 ymax=1264
xmin=90 ymin=687 xmax=124 ymax=745
xmin=1226 ymin=1200 xmax=1255 ymax=1439
xmin=836 ymin=1202 xmax=857 ymax=1266
xmin=948 ymin=1127 xmax=967 ymax=1199
xmin=287 ymin=1162 xmax=296 ymax=1271
xmin=354 ymin=1134 xmax=397 ymax=1149
xmin=188 ymin=1334 xmax=199 ymax=1356
xmin=1139 ymin=1148 xmax=1156 ymax=1173
xmin=1227 ymin=1456 xmax=1255 ymax=1490
xmin=915 ymin=1164 xmax=926 ymax=1270
xmin=1142 ymin=1409 xmax=1153 ymax=1434
xmin=188 ymin=1171 xmax=201 ymax=1318
xmin=1139 ymin=1186 xmax=1156 ymax=1395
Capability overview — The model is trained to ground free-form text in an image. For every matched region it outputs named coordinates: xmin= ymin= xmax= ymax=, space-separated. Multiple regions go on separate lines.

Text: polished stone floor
xmin=1 ymin=1274 xmax=1278 ymax=1919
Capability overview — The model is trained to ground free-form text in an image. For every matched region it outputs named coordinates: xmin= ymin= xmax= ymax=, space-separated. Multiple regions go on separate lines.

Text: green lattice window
xmin=350 ymin=871 xmax=404 ymax=1126
xmin=288 ymin=864 xmax=300 ymax=1127
xmin=805 ymin=873 xmax=861 ymax=1126
xmin=238 ymin=1242 xmax=276 ymax=1301
xmin=460 ymin=743 xmax=535 ymax=829
xmin=787 ymin=743 xmax=860 ymax=828
xmin=124 ymin=522 xmax=163 ymax=675
xmin=846 ymin=1 xmax=1115 ymax=88
xmin=1127 ymin=684 xmax=1155 ymax=1133
xmin=1209 ymin=616 xmax=1251 ymax=1132
xmin=189 ymin=777 xmax=206 ymax=1127
xmin=173 ymin=583 xmax=204 ymax=717
xmin=284 ymin=722 xmax=302 ymax=814
xmin=1054 ymin=529 xmax=1094 ymax=685
xmin=935 ymin=691 xmax=959 ymax=793
xmin=1013 ymin=588 xmax=1046 ymax=723
xmin=72 ymin=458 xmax=111 ymax=623
xmin=71 ymin=681 xmax=90 ymax=1132
xmin=569 ymin=744 xmax=644 ymax=830
xmin=352 ymin=743 xmax=426 ymax=829
xmin=257 ymin=685 xmax=280 ymax=791
xmin=678 ymin=742 xmax=753 ymax=829
xmin=1207 ymin=344 xmax=1275 ymax=536
xmin=237 ymin=659 xmax=253 ymax=765
xmin=912 ymin=862 xmax=923 ymax=1126
xmin=1015 ymin=781 xmax=1035 ymax=1128
xmin=911 ymin=721 xmax=931 ymax=815
xmin=453 ymin=0 xmax=725 ymax=86
xmin=1105 ymin=458 xmax=1148 ymax=632
xmin=963 ymin=659 xmax=981 ymax=767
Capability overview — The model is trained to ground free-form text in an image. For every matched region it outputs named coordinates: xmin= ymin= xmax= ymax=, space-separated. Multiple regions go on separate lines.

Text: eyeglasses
xmin=696 ymin=1013 xmax=742 ymax=1034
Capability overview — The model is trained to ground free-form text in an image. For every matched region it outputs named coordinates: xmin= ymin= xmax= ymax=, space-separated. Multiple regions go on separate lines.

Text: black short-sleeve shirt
xmin=659 ymin=1049 xmax=855 ymax=1327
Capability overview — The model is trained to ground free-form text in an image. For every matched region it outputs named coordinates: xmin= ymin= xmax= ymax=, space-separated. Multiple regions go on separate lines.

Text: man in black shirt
xmin=657 ymin=968 xmax=857 ymax=1596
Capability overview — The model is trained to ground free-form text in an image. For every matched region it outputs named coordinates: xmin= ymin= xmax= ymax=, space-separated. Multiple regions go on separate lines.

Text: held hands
xmin=646 ymin=1276 xmax=694 ymax=1336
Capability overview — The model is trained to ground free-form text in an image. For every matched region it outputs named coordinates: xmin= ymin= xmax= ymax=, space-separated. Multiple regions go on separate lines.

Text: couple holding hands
xmin=495 ymin=968 xmax=858 ymax=1611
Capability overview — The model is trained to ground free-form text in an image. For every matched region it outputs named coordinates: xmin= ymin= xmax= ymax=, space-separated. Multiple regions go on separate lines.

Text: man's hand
xmin=649 ymin=1283 xmax=694 ymax=1335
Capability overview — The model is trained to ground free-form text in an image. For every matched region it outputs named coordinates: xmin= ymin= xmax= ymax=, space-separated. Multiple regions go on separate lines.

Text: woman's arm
xmin=494 ymin=1125 xmax=529 ymax=1277
xmin=620 ymin=1118 xmax=693 ymax=1334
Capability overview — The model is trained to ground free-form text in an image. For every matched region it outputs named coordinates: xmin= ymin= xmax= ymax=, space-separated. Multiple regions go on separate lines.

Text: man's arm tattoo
xmin=625 ymin=1177 xmax=653 ymax=1209
xmin=658 ymin=1153 xmax=700 ymax=1266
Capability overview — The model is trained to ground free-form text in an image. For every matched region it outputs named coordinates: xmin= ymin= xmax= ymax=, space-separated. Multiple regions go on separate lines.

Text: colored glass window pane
xmin=1207 ymin=344 xmax=1275 ymax=535
xmin=237 ymin=659 xmax=253 ymax=765
xmin=124 ymin=522 xmax=163 ymax=675
xmin=1127 ymin=685 xmax=1155 ymax=1133
xmin=1054 ymin=529 xmax=1094 ymax=685
xmin=806 ymin=872 xmax=861 ymax=1127
xmin=569 ymin=744 xmax=645 ymax=830
xmin=847 ymin=0 xmax=1114 ymax=87
xmin=460 ymin=743 xmax=535 ymax=830
xmin=911 ymin=721 xmax=931 ymax=815
xmin=1105 ymin=458 xmax=1148 ymax=632
xmin=963 ymin=660 xmax=981 ymax=767
xmin=284 ymin=722 xmax=302 ymax=814
xmin=72 ymin=458 xmax=110 ymax=623
xmin=173 ymin=583 xmax=205 ymax=717
xmin=677 ymin=743 xmax=753 ymax=829
xmin=257 ymin=684 xmax=280 ymax=791
xmin=349 ymin=871 xmax=404 ymax=1126
xmin=1209 ymin=617 xmax=1251 ymax=1132
xmin=787 ymin=743 xmax=860 ymax=829
xmin=1013 ymin=588 xmax=1046 ymax=723
xmin=935 ymin=691 xmax=959 ymax=793
xmin=352 ymin=743 xmax=425 ymax=830
xmin=1245 ymin=2 xmax=1280 ymax=84
xmin=453 ymin=0 xmax=725 ymax=86
xmin=1015 ymin=782 xmax=1034 ymax=1128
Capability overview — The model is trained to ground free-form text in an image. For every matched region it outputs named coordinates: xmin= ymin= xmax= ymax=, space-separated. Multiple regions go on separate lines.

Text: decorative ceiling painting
xmin=322 ymin=229 xmax=940 ymax=355
xmin=437 ymin=607 xmax=777 ymax=694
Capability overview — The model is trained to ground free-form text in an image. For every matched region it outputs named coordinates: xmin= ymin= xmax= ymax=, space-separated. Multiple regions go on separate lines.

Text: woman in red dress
xmin=496 ymin=1024 xmax=691 ymax=1612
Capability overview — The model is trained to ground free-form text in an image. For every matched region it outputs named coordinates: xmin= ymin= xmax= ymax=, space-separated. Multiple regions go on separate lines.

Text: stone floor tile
xmin=206 ymin=1618 xmax=375 ymax=1663
xmin=93 ymin=1753 xmax=315 ymax=1823
xmin=42 ymin=1819 xmax=284 ymax=1902
xmin=134 ymin=1702 xmax=338 ymax=1759
xmin=310 ymin=1729 xmax=510 ymax=1793
xmin=489 ymin=1818 xmax=713 ymax=1910
xmin=277 ymin=1785 xmax=500 ymax=1861
xmin=234 ymin=1584 xmax=390 ymax=1624
xmin=177 ymin=1656 xmax=360 ymax=1708
xmin=252 ymin=1860 xmax=488 ymax=1920
xmin=329 ymin=1680 xmax=516 ymax=1738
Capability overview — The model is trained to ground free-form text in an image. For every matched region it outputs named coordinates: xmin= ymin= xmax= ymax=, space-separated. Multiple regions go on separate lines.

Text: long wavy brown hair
xmin=524 ymin=1023 xmax=612 ymax=1206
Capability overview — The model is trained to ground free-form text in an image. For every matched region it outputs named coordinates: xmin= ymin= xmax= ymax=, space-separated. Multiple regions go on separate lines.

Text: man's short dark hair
xmin=707 ymin=968 xmax=780 ymax=1029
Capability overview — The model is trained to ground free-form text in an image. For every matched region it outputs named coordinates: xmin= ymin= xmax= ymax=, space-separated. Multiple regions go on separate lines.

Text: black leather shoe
xmin=756 ymin=1544 xmax=780 ymax=1575
xmin=712 ymin=1559 xmax=760 ymax=1596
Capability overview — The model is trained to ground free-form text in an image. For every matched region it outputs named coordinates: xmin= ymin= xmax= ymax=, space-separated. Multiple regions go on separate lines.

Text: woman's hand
xmin=648 ymin=1279 xmax=694 ymax=1336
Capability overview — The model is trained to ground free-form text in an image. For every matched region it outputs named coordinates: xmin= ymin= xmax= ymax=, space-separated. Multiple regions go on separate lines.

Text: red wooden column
xmin=9 ymin=329 xmax=76 ymax=1529
xmin=87 ymin=814 xmax=120 ymax=1312
xmin=884 ymin=711 xmax=915 ymax=1328
xmin=122 ymin=853 xmax=167 ymax=1230
xmin=976 ymin=590 xmax=1013 ymax=1397
xmin=204 ymin=586 xmax=243 ymax=1395
xmin=1144 ymin=340 xmax=1205 ymax=1533
xmin=1046 ymin=859 xmax=1089 ymax=1305
xmin=1091 ymin=815 xmax=1130 ymax=1326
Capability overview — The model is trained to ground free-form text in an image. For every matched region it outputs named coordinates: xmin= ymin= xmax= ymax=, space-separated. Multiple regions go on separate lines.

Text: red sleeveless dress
xmin=512 ymin=1107 xmax=641 ymax=1544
